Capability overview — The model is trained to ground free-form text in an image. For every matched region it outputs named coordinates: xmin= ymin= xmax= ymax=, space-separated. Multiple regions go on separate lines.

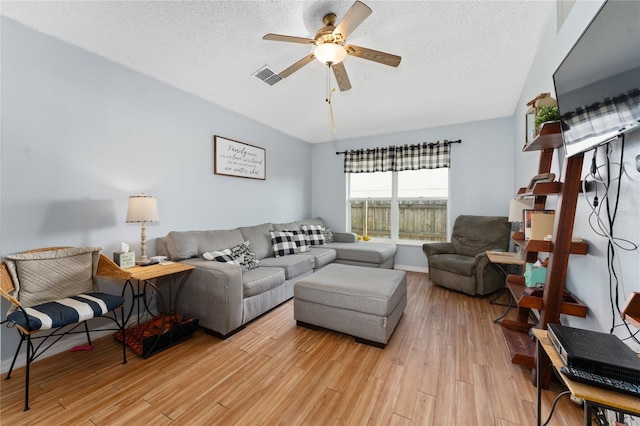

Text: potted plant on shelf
xmin=534 ymin=105 xmax=562 ymax=135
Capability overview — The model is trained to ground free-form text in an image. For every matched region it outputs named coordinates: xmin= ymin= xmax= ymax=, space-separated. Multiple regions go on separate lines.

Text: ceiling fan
xmin=263 ymin=0 xmax=401 ymax=92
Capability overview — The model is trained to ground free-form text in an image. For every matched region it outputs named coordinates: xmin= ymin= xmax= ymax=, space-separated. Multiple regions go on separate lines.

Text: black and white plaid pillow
xmin=231 ymin=241 xmax=261 ymax=270
xmin=270 ymin=231 xmax=299 ymax=257
xmin=283 ymin=229 xmax=310 ymax=253
xmin=202 ymin=248 xmax=239 ymax=265
xmin=300 ymin=224 xmax=326 ymax=246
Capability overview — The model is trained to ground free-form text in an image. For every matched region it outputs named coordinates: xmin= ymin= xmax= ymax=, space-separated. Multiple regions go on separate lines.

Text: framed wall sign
xmin=214 ymin=135 xmax=266 ymax=180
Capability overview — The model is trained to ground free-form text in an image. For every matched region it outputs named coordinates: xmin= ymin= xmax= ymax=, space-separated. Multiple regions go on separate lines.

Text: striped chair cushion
xmin=6 ymin=292 xmax=125 ymax=331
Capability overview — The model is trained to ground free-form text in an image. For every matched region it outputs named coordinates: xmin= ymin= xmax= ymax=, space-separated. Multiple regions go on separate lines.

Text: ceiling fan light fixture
xmin=314 ymin=43 xmax=347 ymax=65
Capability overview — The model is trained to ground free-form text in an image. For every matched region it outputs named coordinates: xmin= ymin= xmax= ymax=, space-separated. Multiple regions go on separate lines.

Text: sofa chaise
xmin=156 ymin=218 xmax=397 ymax=337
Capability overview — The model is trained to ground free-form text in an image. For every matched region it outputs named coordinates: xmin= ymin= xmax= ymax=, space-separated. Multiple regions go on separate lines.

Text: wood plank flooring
xmin=0 ymin=272 xmax=583 ymax=425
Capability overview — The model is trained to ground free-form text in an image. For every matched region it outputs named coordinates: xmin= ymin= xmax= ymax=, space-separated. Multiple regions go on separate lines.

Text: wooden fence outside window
xmin=350 ymin=200 xmax=447 ymax=241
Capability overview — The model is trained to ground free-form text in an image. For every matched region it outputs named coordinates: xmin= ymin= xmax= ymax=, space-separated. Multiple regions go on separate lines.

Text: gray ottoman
xmin=294 ymin=264 xmax=407 ymax=348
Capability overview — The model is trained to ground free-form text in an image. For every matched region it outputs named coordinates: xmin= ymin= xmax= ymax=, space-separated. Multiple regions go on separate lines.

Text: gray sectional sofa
xmin=155 ymin=218 xmax=397 ymax=337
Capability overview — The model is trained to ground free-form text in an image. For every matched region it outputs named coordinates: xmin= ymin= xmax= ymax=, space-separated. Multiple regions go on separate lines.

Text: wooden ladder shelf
xmin=500 ymin=125 xmax=588 ymax=389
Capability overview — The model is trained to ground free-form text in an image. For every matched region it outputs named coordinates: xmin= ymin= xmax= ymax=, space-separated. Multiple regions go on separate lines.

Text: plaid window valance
xmin=343 ymin=141 xmax=454 ymax=173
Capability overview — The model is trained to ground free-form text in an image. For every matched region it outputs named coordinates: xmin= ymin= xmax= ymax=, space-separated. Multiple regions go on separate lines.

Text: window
xmin=348 ymin=168 xmax=448 ymax=241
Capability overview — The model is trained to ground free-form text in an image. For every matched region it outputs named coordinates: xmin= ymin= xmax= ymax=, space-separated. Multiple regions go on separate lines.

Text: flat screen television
xmin=553 ymin=0 xmax=640 ymax=158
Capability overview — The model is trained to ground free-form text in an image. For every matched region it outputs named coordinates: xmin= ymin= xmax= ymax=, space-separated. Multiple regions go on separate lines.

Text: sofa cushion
xmin=451 ymin=215 xmax=510 ymax=258
xmin=259 ymin=255 xmax=314 ymax=280
xmin=297 ymin=217 xmax=327 ymax=228
xmin=242 ymin=267 xmax=286 ymax=298
xmin=308 ymin=247 xmax=337 ymax=269
xmin=238 ymin=223 xmax=274 ymax=259
xmin=300 ymin=224 xmax=326 ymax=246
xmin=427 ymin=253 xmax=475 ymax=276
xmin=165 ymin=229 xmax=246 ymax=261
xmin=270 ymin=231 xmax=299 ymax=257
xmin=272 ymin=222 xmax=300 ymax=232
xmin=165 ymin=231 xmax=201 ymax=260
xmin=156 ymin=237 xmax=169 ymax=258
xmin=198 ymin=229 xmax=245 ymax=255
xmin=324 ymin=241 xmax=397 ymax=265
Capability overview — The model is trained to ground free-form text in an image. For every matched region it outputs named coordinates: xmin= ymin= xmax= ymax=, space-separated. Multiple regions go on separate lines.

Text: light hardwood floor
xmin=0 ymin=272 xmax=583 ymax=425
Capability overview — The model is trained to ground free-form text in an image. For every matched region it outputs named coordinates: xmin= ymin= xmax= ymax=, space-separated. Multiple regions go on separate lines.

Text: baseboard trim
xmin=394 ymin=264 xmax=429 ymax=274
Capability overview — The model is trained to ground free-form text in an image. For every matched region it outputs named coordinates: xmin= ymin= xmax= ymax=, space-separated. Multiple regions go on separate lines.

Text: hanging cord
xmin=581 ymin=136 xmax=640 ymax=346
xmin=326 ymin=63 xmax=337 ymax=133
xmin=541 ymin=390 xmax=572 ymax=426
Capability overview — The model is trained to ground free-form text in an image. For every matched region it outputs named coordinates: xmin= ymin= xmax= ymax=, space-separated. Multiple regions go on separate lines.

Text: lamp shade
xmin=314 ymin=43 xmax=347 ymax=65
xmin=508 ymin=199 xmax=534 ymax=222
xmin=126 ymin=194 xmax=159 ymax=223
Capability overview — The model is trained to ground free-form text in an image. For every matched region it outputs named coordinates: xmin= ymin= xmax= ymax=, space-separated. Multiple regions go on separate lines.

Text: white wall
xmin=311 ymin=117 xmax=516 ymax=271
xmin=0 ymin=19 xmax=312 ymax=365
xmin=513 ymin=0 xmax=640 ymax=346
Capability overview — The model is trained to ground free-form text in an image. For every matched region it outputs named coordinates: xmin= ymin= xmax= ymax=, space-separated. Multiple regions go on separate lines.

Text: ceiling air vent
xmin=252 ymin=66 xmax=282 ymax=86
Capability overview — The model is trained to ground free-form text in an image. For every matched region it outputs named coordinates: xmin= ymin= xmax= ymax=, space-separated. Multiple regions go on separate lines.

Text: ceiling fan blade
xmin=278 ymin=53 xmax=316 ymax=79
xmin=263 ymin=33 xmax=316 ymax=44
xmin=345 ymin=44 xmax=401 ymax=67
xmin=332 ymin=62 xmax=352 ymax=92
xmin=333 ymin=1 xmax=372 ymax=40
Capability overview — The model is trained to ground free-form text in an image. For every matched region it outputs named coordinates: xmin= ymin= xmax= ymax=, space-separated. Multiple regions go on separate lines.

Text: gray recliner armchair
xmin=422 ymin=215 xmax=510 ymax=296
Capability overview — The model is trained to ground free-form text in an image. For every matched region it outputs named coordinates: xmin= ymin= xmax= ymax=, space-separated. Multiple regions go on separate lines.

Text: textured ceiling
xmin=1 ymin=1 xmax=555 ymax=144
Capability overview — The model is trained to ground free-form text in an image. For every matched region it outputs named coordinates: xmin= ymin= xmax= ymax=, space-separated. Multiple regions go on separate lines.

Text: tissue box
xmin=524 ymin=262 xmax=547 ymax=287
xmin=113 ymin=252 xmax=136 ymax=269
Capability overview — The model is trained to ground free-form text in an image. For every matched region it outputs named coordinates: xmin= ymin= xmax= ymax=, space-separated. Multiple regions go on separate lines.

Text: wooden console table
xmin=118 ymin=262 xmax=198 ymax=358
xmin=486 ymin=251 xmax=525 ymax=324
xmin=125 ymin=262 xmax=195 ymax=323
xmin=486 ymin=250 xmax=526 ymax=267
xmin=533 ymin=329 xmax=640 ymax=426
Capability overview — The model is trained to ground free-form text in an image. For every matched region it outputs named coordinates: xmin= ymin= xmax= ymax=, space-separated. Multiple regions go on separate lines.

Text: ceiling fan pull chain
xmin=328 ymin=88 xmax=337 ymax=133
xmin=325 ymin=63 xmax=331 ymax=102
xmin=326 ymin=63 xmax=337 ymax=133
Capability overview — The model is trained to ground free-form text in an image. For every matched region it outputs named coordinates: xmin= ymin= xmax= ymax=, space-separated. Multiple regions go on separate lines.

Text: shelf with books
xmin=512 ymin=232 xmax=588 ymax=255
xmin=505 ymin=274 xmax=587 ymax=318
